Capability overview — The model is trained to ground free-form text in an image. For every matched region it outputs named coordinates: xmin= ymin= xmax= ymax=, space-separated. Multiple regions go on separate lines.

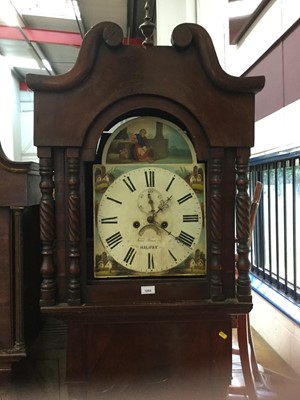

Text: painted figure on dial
xmin=131 ymin=128 xmax=154 ymax=162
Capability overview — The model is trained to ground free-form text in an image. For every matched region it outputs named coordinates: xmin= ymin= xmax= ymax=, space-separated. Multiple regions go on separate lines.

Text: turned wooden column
xmin=11 ymin=207 xmax=25 ymax=351
xmin=38 ymin=147 xmax=56 ymax=306
xmin=67 ymin=148 xmax=81 ymax=305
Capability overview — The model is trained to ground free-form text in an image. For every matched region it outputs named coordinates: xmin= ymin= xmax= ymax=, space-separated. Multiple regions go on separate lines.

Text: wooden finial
xmin=139 ymin=1 xmax=155 ymax=47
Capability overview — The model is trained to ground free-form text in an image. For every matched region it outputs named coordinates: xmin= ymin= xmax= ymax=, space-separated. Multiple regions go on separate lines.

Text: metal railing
xmin=249 ymin=150 xmax=300 ymax=303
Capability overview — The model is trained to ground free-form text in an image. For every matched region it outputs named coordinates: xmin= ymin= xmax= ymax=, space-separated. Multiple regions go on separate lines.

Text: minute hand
xmin=153 ymin=221 xmax=192 ymax=248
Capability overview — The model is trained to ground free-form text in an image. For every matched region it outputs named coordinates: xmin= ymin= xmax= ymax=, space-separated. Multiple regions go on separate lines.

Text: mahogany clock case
xmin=24 ymin=22 xmax=264 ymax=399
xmin=26 ymin=22 xmax=264 ymax=309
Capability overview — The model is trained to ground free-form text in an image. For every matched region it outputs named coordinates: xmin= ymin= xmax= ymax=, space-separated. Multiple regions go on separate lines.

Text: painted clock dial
xmin=96 ymin=166 xmax=203 ymax=275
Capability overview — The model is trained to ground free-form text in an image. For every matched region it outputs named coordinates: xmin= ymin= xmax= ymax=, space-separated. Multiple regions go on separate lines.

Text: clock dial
xmin=96 ymin=167 xmax=203 ymax=274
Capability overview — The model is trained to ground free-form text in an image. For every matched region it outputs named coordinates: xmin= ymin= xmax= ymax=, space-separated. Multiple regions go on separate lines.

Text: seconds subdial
xmin=137 ymin=188 xmax=163 ymax=214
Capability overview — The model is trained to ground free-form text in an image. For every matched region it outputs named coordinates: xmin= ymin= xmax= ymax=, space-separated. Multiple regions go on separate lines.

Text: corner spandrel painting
xmin=101 ymin=117 xmax=196 ymax=165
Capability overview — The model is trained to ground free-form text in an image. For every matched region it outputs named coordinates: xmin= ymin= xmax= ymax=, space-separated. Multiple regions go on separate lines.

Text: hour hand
xmin=147 ymin=191 xmax=155 ymax=213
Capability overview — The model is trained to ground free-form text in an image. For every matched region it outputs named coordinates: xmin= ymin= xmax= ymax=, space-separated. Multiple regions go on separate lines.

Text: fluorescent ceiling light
xmin=229 ymin=0 xmax=262 ymax=19
xmin=6 ymin=56 xmax=41 ymax=70
xmin=10 ymin=0 xmax=81 ymax=20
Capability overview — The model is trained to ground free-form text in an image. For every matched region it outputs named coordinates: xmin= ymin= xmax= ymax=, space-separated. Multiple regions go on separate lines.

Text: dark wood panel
xmin=23 ymin=206 xmax=42 ymax=343
xmin=247 ymin=21 xmax=300 ymax=122
xmin=0 ymin=146 xmax=40 ymax=207
xmin=0 ymin=145 xmax=40 ymax=377
xmin=66 ymin=320 xmax=232 ymax=399
xmin=85 ymin=278 xmax=210 ymax=305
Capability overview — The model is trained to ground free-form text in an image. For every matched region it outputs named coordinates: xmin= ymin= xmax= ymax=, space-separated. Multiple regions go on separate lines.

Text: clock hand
xmin=152 ymin=195 xmax=172 ymax=218
xmin=152 ymin=220 xmax=191 ymax=248
xmin=155 ymin=222 xmax=176 ymax=239
xmin=144 ymin=194 xmax=172 ymax=224
xmin=147 ymin=191 xmax=155 ymax=214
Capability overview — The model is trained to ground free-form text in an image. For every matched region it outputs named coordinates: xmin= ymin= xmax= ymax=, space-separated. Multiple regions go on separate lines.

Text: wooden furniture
xmin=231 ymin=314 xmax=262 ymax=399
xmin=26 ymin=21 xmax=264 ymax=399
xmin=0 ymin=144 xmax=40 ymax=381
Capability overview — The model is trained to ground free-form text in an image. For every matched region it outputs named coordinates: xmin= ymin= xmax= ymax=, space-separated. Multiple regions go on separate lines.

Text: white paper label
xmin=141 ymin=285 xmax=155 ymax=295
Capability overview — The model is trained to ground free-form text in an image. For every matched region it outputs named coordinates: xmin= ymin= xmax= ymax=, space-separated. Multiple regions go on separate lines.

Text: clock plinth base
xmin=63 ymin=313 xmax=233 ymax=400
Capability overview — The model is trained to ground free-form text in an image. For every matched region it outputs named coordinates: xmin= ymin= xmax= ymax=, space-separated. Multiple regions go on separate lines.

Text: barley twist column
xmin=67 ymin=149 xmax=81 ymax=305
xmin=210 ymin=151 xmax=224 ymax=300
xmin=236 ymin=148 xmax=251 ymax=301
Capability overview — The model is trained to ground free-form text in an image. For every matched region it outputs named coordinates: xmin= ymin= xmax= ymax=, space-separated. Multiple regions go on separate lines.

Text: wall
xmin=226 ymin=0 xmax=300 ymax=77
xmin=251 ymin=291 xmax=300 ymax=374
xmin=225 ymin=1 xmax=300 ymax=159
xmin=156 ymin=0 xmax=228 ymax=68
xmin=0 ymin=56 xmax=36 ymax=162
xmin=0 ymin=55 xmax=21 ymax=160
xmin=20 ymin=90 xmax=36 ymax=162
xmin=247 ymin=21 xmax=300 ymax=156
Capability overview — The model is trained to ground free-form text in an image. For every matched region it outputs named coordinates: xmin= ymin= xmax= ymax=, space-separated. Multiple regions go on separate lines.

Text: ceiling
xmin=0 ymin=0 xmax=153 ymax=81
xmin=0 ymin=0 xmax=269 ymax=83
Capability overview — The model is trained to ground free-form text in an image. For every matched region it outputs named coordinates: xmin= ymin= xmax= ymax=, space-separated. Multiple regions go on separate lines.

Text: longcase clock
xmin=27 ymin=21 xmax=264 ymax=400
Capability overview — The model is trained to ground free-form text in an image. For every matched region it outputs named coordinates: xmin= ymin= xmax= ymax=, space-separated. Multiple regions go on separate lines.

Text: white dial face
xmin=97 ymin=167 xmax=203 ymax=274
